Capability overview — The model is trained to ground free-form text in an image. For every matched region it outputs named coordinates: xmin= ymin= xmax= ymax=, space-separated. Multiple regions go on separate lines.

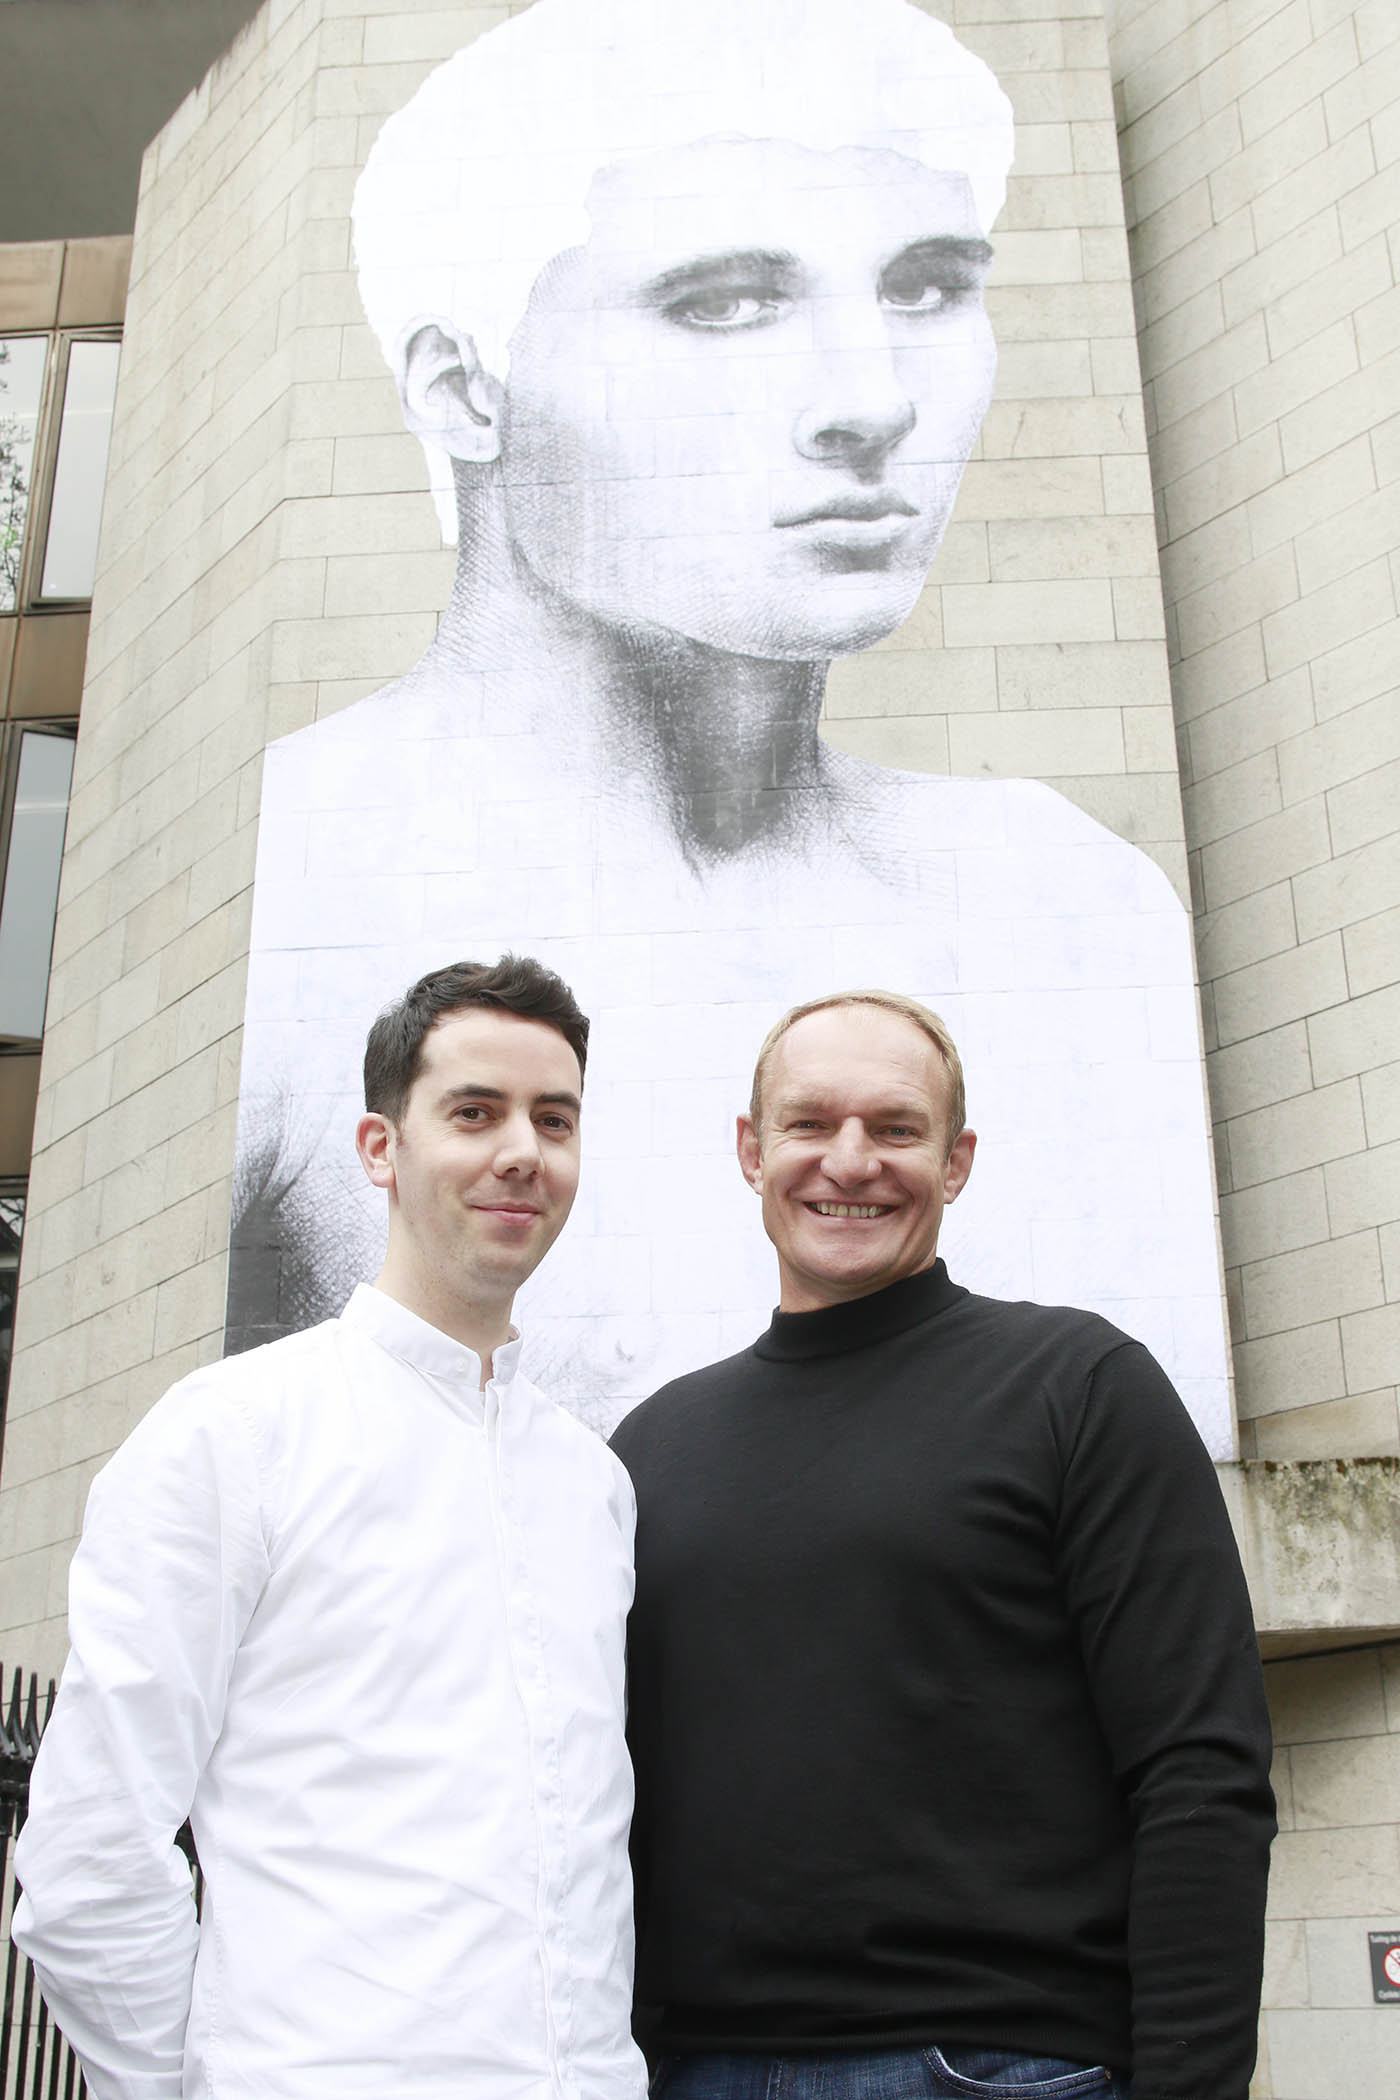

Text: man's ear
xmin=356 ymin=1111 xmax=397 ymax=1191
xmin=736 ymin=1114 xmax=764 ymax=1195
xmin=399 ymin=319 xmax=504 ymax=466
xmin=942 ymin=1126 xmax=976 ymax=1206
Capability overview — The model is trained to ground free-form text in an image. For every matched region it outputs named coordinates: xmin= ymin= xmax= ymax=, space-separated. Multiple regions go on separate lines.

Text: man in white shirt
xmin=13 ymin=955 xmax=647 ymax=2100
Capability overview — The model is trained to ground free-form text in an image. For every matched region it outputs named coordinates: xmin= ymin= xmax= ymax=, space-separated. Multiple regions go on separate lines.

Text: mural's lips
xmin=775 ymin=492 xmax=919 ymax=528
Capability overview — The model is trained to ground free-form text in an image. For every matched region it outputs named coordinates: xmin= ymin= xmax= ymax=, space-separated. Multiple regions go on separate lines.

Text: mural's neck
xmin=437 ymin=519 xmax=832 ymax=869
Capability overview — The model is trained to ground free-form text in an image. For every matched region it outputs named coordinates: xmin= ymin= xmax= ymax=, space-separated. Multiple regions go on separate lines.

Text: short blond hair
xmin=749 ymin=990 xmax=966 ymax=1153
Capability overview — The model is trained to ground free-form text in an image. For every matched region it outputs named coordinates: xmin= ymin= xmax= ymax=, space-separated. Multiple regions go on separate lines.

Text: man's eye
xmin=664 ymin=288 xmax=783 ymax=331
xmin=881 ymin=243 xmax=989 ymax=314
xmin=455 ymin=1105 xmax=489 ymax=1122
xmin=537 ymin=1114 xmax=574 ymax=1134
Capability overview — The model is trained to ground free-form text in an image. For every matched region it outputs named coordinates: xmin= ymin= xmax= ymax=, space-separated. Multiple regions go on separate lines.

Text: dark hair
xmin=363 ymin=955 xmax=589 ymax=1122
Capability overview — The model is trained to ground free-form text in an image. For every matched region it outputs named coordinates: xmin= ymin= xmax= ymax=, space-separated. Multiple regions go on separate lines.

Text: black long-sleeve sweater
xmin=610 ymin=1262 xmax=1275 ymax=2100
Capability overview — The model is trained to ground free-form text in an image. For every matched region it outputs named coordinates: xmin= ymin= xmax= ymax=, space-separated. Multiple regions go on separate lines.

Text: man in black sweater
xmin=610 ymin=990 xmax=1274 ymax=2100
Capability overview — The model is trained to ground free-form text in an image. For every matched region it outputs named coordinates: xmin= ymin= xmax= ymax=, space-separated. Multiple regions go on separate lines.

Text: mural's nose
xmin=791 ymin=350 xmax=917 ymax=467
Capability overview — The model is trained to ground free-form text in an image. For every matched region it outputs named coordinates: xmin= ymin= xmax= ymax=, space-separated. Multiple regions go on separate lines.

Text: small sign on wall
xmin=1370 ymin=1931 xmax=1400 ymax=2003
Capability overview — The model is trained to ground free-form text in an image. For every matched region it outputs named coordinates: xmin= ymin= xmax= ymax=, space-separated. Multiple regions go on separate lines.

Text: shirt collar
xmin=341 ymin=1283 xmax=526 ymax=1390
xmin=753 ymin=1259 xmax=965 ymax=1363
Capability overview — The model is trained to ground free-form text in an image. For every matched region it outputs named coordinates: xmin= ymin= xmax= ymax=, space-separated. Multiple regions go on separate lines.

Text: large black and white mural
xmin=229 ymin=0 xmax=1233 ymax=1451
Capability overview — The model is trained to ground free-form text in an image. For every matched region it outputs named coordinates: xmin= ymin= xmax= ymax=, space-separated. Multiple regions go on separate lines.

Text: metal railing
xmin=0 ymin=1667 xmax=84 ymax=2100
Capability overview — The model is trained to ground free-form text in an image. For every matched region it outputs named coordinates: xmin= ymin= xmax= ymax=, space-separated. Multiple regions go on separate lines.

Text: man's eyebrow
xmin=436 ymin=1084 xmax=582 ymax=1113
xmin=778 ymin=1094 xmax=932 ymax=1122
xmin=638 ymin=248 xmax=802 ymax=303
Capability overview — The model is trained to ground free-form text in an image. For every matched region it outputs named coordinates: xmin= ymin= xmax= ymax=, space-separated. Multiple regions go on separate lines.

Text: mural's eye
xmin=881 ymin=258 xmax=951 ymax=312
xmin=881 ymin=240 xmax=992 ymax=314
xmin=664 ymin=287 xmax=782 ymax=330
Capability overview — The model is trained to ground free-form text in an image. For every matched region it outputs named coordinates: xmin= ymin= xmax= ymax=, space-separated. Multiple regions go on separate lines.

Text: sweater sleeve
xmin=1054 ymin=1340 xmax=1275 ymax=2100
xmin=12 ymin=1377 xmax=269 ymax=2100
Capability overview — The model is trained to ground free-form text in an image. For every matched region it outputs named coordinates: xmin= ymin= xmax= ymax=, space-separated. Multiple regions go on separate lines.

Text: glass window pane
xmin=0 ymin=1184 xmax=25 ymax=1428
xmin=40 ymin=338 xmax=121 ymax=601
xmin=0 ymin=731 xmax=76 ymax=1040
xmin=0 ymin=336 xmax=49 ymax=614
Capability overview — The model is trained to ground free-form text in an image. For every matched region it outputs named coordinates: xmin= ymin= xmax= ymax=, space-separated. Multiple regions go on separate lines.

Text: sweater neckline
xmin=754 ymin=1260 xmax=965 ymax=1362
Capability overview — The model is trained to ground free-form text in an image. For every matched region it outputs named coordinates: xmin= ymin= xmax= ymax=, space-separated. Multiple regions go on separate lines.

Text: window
xmin=0 ymin=1179 xmax=24 ymax=1436
xmin=0 ymin=723 xmax=77 ymax=1043
xmin=0 ymin=328 xmax=121 ymax=612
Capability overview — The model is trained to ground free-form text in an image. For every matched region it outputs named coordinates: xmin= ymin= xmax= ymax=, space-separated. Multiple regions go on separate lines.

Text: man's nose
xmin=493 ymin=1111 xmax=543 ymax=1175
xmin=792 ymin=305 xmax=917 ymax=468
xmin=822 ymin=1118 xmax=879 ymax=1184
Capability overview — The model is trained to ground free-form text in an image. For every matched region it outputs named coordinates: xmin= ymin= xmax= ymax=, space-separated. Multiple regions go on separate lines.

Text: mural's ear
xmin=399 ymin=319 xmax=504 ymax=466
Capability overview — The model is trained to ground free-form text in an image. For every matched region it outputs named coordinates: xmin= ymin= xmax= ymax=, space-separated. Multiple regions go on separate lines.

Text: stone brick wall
xmin=1 ymin=0 xmax=1205 ymax=1680
xmin=1106 ymin=0 xmax=1400 ymax=1464
xmin=1262 ymin=1647 xmax=1400 ymax=2100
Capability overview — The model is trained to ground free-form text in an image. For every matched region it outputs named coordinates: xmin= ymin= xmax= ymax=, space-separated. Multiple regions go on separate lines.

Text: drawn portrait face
xmin=499 ymin=138 xmax=996 ymax=660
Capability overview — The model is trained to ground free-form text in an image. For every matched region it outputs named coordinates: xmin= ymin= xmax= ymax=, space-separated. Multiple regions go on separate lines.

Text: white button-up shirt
xmin=14 ymin=1287 xmax=647 ymax=2100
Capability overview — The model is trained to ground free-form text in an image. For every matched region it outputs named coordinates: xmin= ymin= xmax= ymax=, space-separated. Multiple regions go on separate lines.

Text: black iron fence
xmin=0 ymin=1667 xmax=84 ymax=2100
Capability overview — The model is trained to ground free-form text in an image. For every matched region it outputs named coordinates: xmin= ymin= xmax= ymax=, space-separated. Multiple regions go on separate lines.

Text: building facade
xmin=0 ymin=2 xmax=1396 ymax=2094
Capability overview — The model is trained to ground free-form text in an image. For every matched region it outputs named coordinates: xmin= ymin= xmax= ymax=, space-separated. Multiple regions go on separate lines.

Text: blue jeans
xmin=651 ymin=2046 xmax=1131 ymax=2100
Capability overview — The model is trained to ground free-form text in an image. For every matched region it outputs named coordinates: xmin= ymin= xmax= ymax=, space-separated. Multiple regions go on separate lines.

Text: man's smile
xmin=807 ymin=1200 xmax=895 ymax=1218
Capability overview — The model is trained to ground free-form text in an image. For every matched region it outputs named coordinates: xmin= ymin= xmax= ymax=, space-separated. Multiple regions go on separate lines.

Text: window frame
xmin=0 ymin=716 xmax=79 ymax=1050
xmin=13 ymin=326 xmax=122 ymax=612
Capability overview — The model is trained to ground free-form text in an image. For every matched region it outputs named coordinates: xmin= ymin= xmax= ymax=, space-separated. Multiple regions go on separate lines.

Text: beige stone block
xmin=1269 ymin=1647 xmax=1391 ymax=1745
xmin=986 ymin=515 xmax=1159 ymax=584
xmin=1176 ymin=545 xmax=1300 ymax=662
xmin=1361 ymin=1062 xmax=1400 ymax=1146
xmin=1293 ymin=1730 xmax=1400 ymax=1830
xmin=154 ymin=1251 xmax=229 ymax=1358
xmin=1088 ymin=338 xmax=1143 ymax=402
xmin=1160 ymin=505 xmax=1254 ymax=607
xmin=1251 ymin=1388 xmax=1399 ymax=1460
xmin=362 ymin=8 xmax=503 ymax=65
xmin=1242 ymin=1230 xmax=1385 ymax=1341
xmin=955 ymin=457 xmax=1105 ymax=522
xmin=1265 ymin=557 xmax=1395 ymax=686
xmin=1188 ymin=674 xmax=1314 ymax=787
xmin=1197 ymin=881 xmax=1298 ymax=983
xmin=279 ymin=491 xmax=441 ymax=560
xmin=1246 ymin=434 xmax=1377 ymax=560
xmin=819 ymin=714 xmax=950 ymax=777
xmin=1326 ymin=1142 xmax=1400 ymax=1234
xmin=1306 ymin=1914 xmax=1400 ymax=2012
xmin=1138 ymin=279 xmax=1226 ymax=387
xmin=1282 ymin=344 xmax=1400 ymax=474
xmin=1295 ymin=835 xmax=1400 ymax=949
xmin=1356 ymin=279 xmax=1400 ymax=368
xmin=1002 ymin=171 xmax=1123 ymax=234
xmin=1310 ymin=980 xmax=1400 ymax=1085
xmin=1268 ymin=233 xmax=1396 ymax=368
xmin=323 ymin=549 xmax=457 ymax=619
xmin=1344 ymin=907 xmax=1400 ymax=1001
xmin=1328 ymin=756 xmax=1400 ymax=856
xmin=1340 ymin=1299 xmax=1400 ymax=1394
xmin=947 ymin=706 xmax=1126 ymax=779
xmin=329 ymin=434 xmax=432 ymax=498
xmin=1220 ymin=1162 xmax=1329 ymax=1266
xmin=1281 ymin=689 xmax=1400 ymax=810
xmin=1009 ymin=122 xmax=1074 ymax=178
xmin=945 ymin=582 xmax=1119 ymax=657
xmin=980 ymin=395 xmax=1148 ymax=466
xmin=1228 ymin=1078 xmax=1367 ymax=1191
xmin=1100 ymin=452 xmax=1155 ymax=516
xmin=0 ymin=1546 xmax=57 ymax=1635
xmin=1107 ymin=577 xmax=1164 ymax=639
xmin=1160 ymin=426 xmax=1279 ymax=549
xmin=1383 ymin=1220 xmax=1400 ymax=1301
xmin=1297 ymin=488 xmax=1400 ymax=611
xmin=1215 ymin=933 xmax=1349 ymax=1047
xmin=991 ymin=638 xmax=1171 ymax=714
xmin=1267 ymin=1822 xmax=1400 ymax=1921
xmin=1184 ymin=747 xmax=1284 ymax=851
xmin=822 ymin=646 xmax=996 ymax=722
xmin=1120 ymin=704 xmax=1177 ymax=771
xmin=996 ymin=67 xmax=1114 ymax=129
xmin=1131 ymin=177 xmax=1213 ymax=278
xmin=1260 ymin=1916 xmax=1309 ymax=2009
xmin=1138 ymin=209 xmax=1257 ymax=335
xmin=986 ymin=279 xmax=1136 ymax=344
xmin=994 ymin=340 xmax=1095 ymax=402
xmin=1208 ymin=1023 xmax=1315 ymax=1124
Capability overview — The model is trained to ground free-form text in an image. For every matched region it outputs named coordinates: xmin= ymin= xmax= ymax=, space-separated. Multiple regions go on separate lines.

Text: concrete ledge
xmin=1217 ymin=1459 xmax=1400 ymax=1660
